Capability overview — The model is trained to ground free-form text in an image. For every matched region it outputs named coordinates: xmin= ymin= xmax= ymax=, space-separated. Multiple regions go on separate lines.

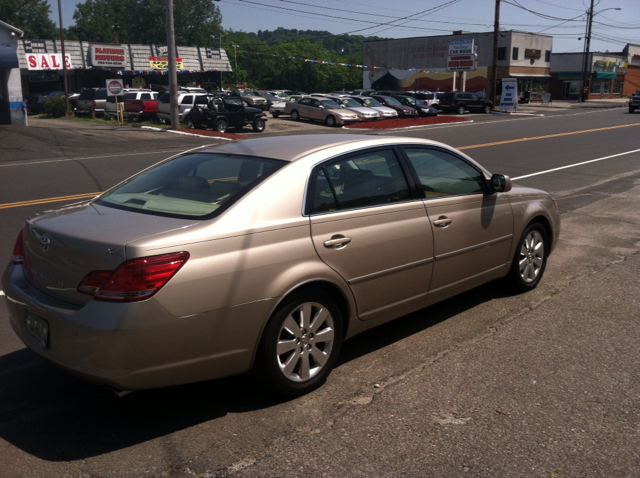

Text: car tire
xmin=508 ymin=223 xmax=548 ymax=293
xmin=291 ymin=110 xmax=300 ymax=121
xmin=483 ymin=104 xmax=492 ymax=114
xmin=457 ymin=105 xmax=466 ymax=115
xmin=630 ymin=107 xmax=635 ymax=114
xmin=326 ymin=115 xmax=337 ymax=127
xmin=254 ymin=291 xmax=344 ymax=397
xmin=215 ymin=119 xmax=228 ymax=133
xmin=252 ymin=117 xmax=266 ymax=132
xmin=272 ymin=112 xmax=280 ymax=118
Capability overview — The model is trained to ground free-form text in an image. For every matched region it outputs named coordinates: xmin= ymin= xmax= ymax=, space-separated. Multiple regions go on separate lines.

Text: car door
xmin=467 ymin=93 xmax=482 ymax=111
xmin=400 ymin=146 xmax=514 ymax=301
xmin=309 ymin=147 xmax=434 ymax=321
xmin=296 ymin=98 xmax=313 ymax=120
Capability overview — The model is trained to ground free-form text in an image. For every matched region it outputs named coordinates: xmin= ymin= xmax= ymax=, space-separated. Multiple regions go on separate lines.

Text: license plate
xmin=26 ymin=312 xmax=49 ymax=348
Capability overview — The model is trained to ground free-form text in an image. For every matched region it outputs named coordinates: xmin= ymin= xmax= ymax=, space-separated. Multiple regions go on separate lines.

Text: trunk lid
xmin=22 ymin=202 xmax=199 ymax=305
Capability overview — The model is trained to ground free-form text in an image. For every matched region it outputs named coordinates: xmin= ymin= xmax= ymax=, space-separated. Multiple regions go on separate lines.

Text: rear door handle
xmin=433 ymin=216 xmax=452 ymax=227
xmin=323 ymin=235 xmax=352 ymax=249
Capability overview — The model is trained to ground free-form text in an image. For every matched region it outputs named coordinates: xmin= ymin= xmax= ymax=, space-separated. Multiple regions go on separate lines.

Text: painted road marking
xmin=0 ymin=193 xmax=99 ymax=210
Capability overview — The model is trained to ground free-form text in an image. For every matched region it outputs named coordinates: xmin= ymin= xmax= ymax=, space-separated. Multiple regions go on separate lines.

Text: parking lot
xmin=1 ymin=106 xmax=638 ymax=478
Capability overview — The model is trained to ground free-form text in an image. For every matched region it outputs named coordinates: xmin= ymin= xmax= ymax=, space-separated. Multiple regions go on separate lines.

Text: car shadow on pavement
xmin=0 ymin=280 xmax=512 ymax=462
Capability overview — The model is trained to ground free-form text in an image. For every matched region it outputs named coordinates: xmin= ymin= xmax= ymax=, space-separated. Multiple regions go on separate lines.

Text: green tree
xmin=0 ymin=0 xmax=58 ymax=39
xmin=67 ymin=0 xmax=221 ymax=45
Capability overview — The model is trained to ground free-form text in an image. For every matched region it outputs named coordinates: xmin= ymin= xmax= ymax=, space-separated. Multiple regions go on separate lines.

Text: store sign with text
xmin=448 ymin=39 xmax=474 ymax=56
xmin=149 ymin=57 xmax=184 ymax=70
xmin=23 ymin=39 xmax=47 ymax=53
xmin=446 ymin=54 xmax=477 ymax=72
xmin=499 ymin=78 xmax=518 ymax=112
xmin=25 ymin=53 xmax=72 ymax=70
xmin=89 ymin=45 xmax=127 ymax=68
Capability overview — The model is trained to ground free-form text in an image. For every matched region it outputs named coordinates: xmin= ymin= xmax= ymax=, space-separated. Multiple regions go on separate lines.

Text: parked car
xmin=234 ymin=90 xmax=268 ymax=110
xmin=156 ymin=91 xmax=209 ymax=122
xmin=371 ymin=95 xmax=419 ymax=117
xmin=284 ymin=97 xmax=359 ymax=126
xmin=123 ymin=90 xmax=158 ymax=121
xmin=25 ymin=91 xmax=64 ymax=114
xmin=629 ymin=90 xmax=640 ymax=113
xmin=185 ymin=95 xmax=267 ymax=133
xmin=75 ymin=88 xmax=108 ymax=116
xmin=390 ymin=95 xmax=438 ymax=117
xmin=269 ymin=98 xmax=287 ymax=118
xmin=103 ymin=88 xmax=139 ymax=120
xmin=246 ymin=90 xmax=282 ymax=110
xmin=4 ymin=134 xmax=559 ymax=397
xmin=348 ymin=96 xmax=399 ymax=119
xmin=437 ymin=92 xmax=493 ymax=115
xmin=326 ymin=96 xmax=381 ymax=121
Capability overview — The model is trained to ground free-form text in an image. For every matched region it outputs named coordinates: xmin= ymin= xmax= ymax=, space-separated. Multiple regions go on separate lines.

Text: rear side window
xmin=403 ymin=147 xmax=484 ymax=198
xmin=180 ymin=95 xmax=193 ymax=105
xmin=124 ymin=93 xmax=137 ymax=100
xmin=310 ymin=149 xmax=410 ymax=213
xmin=158 ymin=92 xmax=170 ymax=103
xmin=94 ymin=89 xmax=108 ymax=100
xmin=96 ymin=153 xmax=285 ymax=219
xmin=79 ymin=89 xmax=94 ymax=100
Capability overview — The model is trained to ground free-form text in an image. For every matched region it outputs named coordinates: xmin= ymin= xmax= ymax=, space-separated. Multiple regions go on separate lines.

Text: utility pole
xmin=165 ymin=0 xmax=179 ymax=129
xmin=580 ymin=0 xmax=595 ymax=103
xmin=490 ymin=0 xmax=500 ymax=107
xmin=57 ymin=0 xmax=72 ymax=116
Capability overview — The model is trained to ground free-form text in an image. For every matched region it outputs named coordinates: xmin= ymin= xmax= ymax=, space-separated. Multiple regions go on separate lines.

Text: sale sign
xmin=106 ymin=79 xmax=124 ymax=96
xmin=25 ymin=53 xmax=72 ymax=71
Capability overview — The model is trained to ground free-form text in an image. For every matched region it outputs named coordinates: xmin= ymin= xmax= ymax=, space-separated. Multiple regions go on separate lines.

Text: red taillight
xmin=12 ymin=230 xmax=24 ymax=264
xmin=77 ymin=252 xmax=189 ymax=302
xmin=92 ymin=100 xmax=96 ymax=107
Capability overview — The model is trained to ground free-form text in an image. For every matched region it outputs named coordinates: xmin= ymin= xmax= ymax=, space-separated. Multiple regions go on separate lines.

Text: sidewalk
xmin=521 ymin=97 xmax=629 ymax=111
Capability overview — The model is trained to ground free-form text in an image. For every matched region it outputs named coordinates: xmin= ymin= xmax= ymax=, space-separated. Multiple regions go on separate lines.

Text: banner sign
xmin=149 ymin=57 xmax=184 ymax=70
xmin=106 ymin=79 xmax=124 ymax=96
xmin=26 ymin=53 xmax=72 ymax=70
xmin=448 ymin=39 xmax=474 ymax=56
xmin=89 ymin=45 xmax=127 ymax=68
xmin=29 ymin=71 xmax=59 ymax=82
xmin=155 ymin=45 xmax=169 ymax=57
xmin=205 ymin=48 xmax=221 ymax=59
xmin=23 ymin=39 xmax=47 ymax=53
xmin=499 ymin=78 xmax=518 ymax=112
xmin=446 ymin=54 xmax=477 ymax=72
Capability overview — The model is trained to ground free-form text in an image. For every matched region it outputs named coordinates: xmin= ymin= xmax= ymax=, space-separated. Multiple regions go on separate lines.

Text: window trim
xmin=304 ymin=145 xmax=421 ymax=216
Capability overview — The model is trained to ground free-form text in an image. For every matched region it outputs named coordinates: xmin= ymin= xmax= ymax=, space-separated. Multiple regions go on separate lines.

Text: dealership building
xmin=16 ymin=38 xmax=231 ymax=97
xmin=363 ymin=30 xmax=553 ymax=102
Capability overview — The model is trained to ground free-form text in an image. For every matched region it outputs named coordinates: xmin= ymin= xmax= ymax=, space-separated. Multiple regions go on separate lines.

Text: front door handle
xmin=323 ymin=235 xmax=352 ymax=249
xmin=433 ymin=216 xmax=452 ymax=227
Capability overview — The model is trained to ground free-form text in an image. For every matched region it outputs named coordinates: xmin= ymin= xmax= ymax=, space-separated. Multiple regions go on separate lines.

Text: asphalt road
xmin=0 ymin=107 xmax=638 ymax=478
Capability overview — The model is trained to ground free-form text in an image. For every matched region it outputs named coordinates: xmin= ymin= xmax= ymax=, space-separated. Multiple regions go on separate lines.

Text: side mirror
xmin=490 ymin=174 xmax=512 ymax=193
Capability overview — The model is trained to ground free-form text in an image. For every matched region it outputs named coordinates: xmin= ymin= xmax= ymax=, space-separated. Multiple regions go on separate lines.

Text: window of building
xmin=512 ymin=47 xmax=519 ymax=60
xmin=602 ymin=80 xmax=611 ymax=94
xmin=590 ymin=80 xmax=601 ymax=94
xmin=545 ymin=50 xmax=551 ymax=62
xmin=498 ymin=47 xmax=506 ymax=61
xmin=613 ymin=79 xmax=624 ymax=94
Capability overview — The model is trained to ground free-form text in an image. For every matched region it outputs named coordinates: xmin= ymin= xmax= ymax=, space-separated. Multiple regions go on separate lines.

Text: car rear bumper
xmin=3 ymin=264 xmax=274 ymax=391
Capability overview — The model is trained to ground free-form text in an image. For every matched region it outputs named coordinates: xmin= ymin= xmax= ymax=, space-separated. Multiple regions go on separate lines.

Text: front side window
xmin=96 ymin=153 xmax=285 ymax=219
xmin=310 ymin=149 xmax=410 ymax=214
xmin=403 ymin=147 xmax=485 ymax=198
xmin=180 ymin=95 xmax=193 ymax=106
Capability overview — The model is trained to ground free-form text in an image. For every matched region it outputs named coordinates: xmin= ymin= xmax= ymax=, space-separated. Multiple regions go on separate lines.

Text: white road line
xmin=512 ymin=148 xmax=640 ymax=180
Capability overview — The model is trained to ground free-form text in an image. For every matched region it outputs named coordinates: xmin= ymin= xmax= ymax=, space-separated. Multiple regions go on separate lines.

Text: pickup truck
xmin=123 ymin=90 xmax=158 ymax=120
xmin=629 ymin=91 xmax=640 ymax=113
xmin=185 ymin=95 xmax=267 ymax=133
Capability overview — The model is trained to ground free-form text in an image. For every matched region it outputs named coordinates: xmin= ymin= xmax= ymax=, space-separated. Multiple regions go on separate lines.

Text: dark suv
xmin=437 ymin=92 xmax=493 ymax=115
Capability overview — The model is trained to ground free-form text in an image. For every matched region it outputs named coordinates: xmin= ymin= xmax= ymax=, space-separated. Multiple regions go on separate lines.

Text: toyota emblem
xmin=39 ymin=235 xmax=51 ymax=253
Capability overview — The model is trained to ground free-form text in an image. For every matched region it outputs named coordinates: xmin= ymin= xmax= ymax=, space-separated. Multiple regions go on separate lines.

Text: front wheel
xmin=457 ymin=105 xmax=466 ymax=115
xmin=630 ymin=106 xmax=635 ymax=114
xmin=254 ymin=292 xmax=343 ymax=396
xmin=214 ymin=119 xmax=228 ymax=133
xmin=483 ymin=104 xmax=492 ymax=114
xmin=508 ymin=223 xmax=548 ymax=293
xmin=252 ymin=117 xmax=266 ymax=132
xmin=326 ymin=115 xmax=337 ymax=127
xmin=291 ymin=110 xmax=300 ymax=121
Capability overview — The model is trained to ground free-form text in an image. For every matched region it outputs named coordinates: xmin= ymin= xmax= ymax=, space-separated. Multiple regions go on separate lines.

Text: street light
xmin=580 ymin=4 xmax=621 ymax=102
xmin=232 ymin=44 xmax=240 ymax=71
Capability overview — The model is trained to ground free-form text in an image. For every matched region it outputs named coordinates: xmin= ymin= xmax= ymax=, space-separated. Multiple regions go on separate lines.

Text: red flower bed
xmin=175 ymin=127 xmax=248 ymax=140
xmin=345 ymin=116 xmax=469 ymax=129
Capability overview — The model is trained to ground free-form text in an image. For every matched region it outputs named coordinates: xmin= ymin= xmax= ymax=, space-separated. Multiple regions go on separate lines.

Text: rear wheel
xmin=291 ymin=110 xmax=300 ymax=121
xmin=457 ymin=105 xmax=466 ymax=115
xmin=214 ymin=119 xmax=228 ymax=133
xmin=272 ymin=112 xmax=280 ymax=118
xmin=483 ymin=104 xmax=492 ymax=114
xmin=254 ymin=291 xmax=343 ymax=397
xmin=252 ymin=117 xmax=266 ymax=132
xmin=508 ymin=223 xmax=548 ymax=293
xmin=326 ymin=115 xmax=337 ymax=127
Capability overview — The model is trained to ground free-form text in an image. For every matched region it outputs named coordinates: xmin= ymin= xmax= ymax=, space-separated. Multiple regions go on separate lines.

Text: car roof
xmin=198 ymin=134 xmax=481 ymax=167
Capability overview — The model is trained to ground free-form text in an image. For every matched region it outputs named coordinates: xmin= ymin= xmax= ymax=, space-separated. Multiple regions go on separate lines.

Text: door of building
xmin=562 ymin=81 xmax=571 ymax=99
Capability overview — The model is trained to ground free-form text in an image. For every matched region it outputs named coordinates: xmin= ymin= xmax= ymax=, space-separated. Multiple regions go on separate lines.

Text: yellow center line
xmin=0 ymin=192 xmax=100 ymax=210
xmin=458 ymin=123 xmax=640 ymax=150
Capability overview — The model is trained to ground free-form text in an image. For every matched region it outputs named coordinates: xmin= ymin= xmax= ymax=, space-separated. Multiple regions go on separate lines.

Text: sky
xmin=47 ymin=0 xmax=640 ymax=54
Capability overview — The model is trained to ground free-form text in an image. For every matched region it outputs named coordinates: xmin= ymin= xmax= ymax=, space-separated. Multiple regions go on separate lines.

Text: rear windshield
xmin=79 ymin=89 xmax=94 ymax=99
xmin=124 ymin=93 xmax=137 ymax=100
xmin=96 ymin=153 xmax=286 ymax=219
xmin=94 ymin=89 xmax=108 ymax=99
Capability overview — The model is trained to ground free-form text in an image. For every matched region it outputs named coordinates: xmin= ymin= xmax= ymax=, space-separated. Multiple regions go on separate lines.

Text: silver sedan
xmin=4 ymin=135 xmax=560 ymax=397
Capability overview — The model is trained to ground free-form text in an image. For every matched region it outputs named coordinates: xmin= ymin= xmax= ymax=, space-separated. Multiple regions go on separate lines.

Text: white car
xmin=348 ymin=96 xmax=399 ymax=119
xmin=269 ymin=100 xmax=287 ymax=118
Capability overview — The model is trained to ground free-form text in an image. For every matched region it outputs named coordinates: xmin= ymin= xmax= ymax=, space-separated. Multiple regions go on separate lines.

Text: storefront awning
xmin=509 ymin=73 xmax=551 ymax=78
xmin=0 ymin=48 xmax=19 ymax=68
xmin=593 ymin=71 xmax=616 ymax=79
